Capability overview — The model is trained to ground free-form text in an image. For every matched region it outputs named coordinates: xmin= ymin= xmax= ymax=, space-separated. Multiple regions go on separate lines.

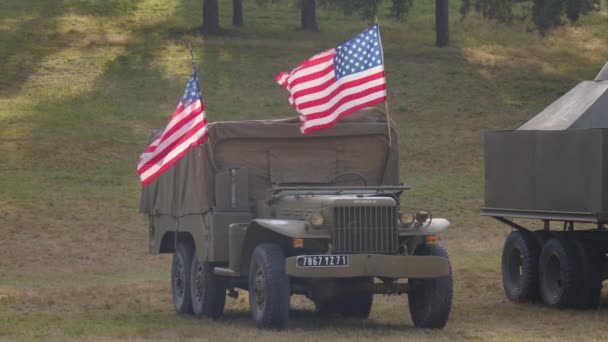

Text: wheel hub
xmin=544 ymin=253 xmax=563 ymax=301
xmin=175 ymin=260 xmax=185 ymax=299
xmin=194 ymin=264 xmax=204 ymax=302
xmin=254 ymin=268 xmax=266 ymax=310
xmin=507 ymin=247 xmax=524 ymax=290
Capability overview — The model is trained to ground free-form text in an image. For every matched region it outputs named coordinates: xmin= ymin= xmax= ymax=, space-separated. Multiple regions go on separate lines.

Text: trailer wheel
xmin=171 ymin=240 xmax=194 ymax=314
xmin=408 ymin=243 xmax=452 ymax=329
xmin=190 ymin=256 xmax=227 ymax=319
xmin=502 ymin=230 xmax=540 ymax=303
xmin=574 ymin=240 xmax=603 ymax=309
xmin=248 ymin=243 xmax=290 ymax=330
xmin=539 ymin=238 xmax=582 ymax=308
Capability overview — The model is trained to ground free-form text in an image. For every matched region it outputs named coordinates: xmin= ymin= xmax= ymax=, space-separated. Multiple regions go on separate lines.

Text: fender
xmin=250 ymin=219 xmax=331 ymax=239
xmin=400 ymin=218 xmax=450 ymax=236
xmin=151 ymin=214 xmax=204 ymax=258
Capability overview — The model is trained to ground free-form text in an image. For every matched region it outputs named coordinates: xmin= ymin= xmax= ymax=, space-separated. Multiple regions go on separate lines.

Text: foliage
xmin=460 ymin=0 xmax=602 ymax=35
xmin=320 ymin=0 xmax=414 ymax=22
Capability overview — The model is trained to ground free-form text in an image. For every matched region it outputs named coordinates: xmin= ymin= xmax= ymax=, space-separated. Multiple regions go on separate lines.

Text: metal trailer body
xmin=481 ymin=63 xmax=608 ymax=309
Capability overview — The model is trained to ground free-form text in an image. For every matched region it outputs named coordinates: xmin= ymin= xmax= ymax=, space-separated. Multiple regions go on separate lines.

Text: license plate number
xmin=296 ymin=255 xmax=349 ymax=268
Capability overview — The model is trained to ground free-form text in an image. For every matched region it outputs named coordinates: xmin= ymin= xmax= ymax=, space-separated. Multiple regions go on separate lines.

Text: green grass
xmin=2 ymin=0 xmax=608 ymax=340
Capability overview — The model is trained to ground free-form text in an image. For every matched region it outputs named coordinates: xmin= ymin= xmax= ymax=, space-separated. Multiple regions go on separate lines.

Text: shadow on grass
xmin=0 ymin=0 xmax=147 ymax=98
xmin=0 ymin=0 xmax=65 ymax=97
xmin=218 ymin=308 xmax=414 ymax=332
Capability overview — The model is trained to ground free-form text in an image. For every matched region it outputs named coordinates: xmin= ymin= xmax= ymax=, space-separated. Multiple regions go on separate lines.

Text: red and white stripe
xmin=137 ymin=99 xmax=208 ymax=185
xmin=276 ymin=49 xmax=386 ymax=134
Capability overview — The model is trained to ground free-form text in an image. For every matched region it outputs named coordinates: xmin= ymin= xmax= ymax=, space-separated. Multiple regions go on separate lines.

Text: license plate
xmin=296 ymin=255 xmax=349 ymax=268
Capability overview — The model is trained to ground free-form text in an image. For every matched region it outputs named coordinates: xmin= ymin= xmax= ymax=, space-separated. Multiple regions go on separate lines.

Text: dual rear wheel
xmin=502 ymin=230 xmax=603 ymax=309
xmin=170 ymin=242 xmax=293 ymax=330
xmin=170 ymin=240 xmax=227 ymax=319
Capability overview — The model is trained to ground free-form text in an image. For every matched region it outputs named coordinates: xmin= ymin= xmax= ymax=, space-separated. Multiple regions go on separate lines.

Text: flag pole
xmin=375 ymin=21 xmax=392 ymax=147
xmin=187 ymin=43 xmax=198 ymax=82
xmin=187 ymin=43 xmax=216 ymax=169
xmin=384 ymin=101 xmax=392 ymax=146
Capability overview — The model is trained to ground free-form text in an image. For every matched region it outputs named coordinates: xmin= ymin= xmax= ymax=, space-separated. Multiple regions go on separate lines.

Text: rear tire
xmin=248 ymin=243 xmax=290 ymax=330
xmin=190 ymin=256 xmax=227 ymax=319
xmin=171 ymin=240 xmax=194 ymax=314
xmin=408 ymin=243 xmax=452 ymax=329
xmin=502 ymin=230 xmax=540 ymax=303
xmin=539 ymin=238 xmax=582 ymax=308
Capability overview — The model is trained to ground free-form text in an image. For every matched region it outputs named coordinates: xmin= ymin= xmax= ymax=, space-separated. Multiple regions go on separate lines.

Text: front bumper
xmin=285 ymin=254 xmax=450 ymax=279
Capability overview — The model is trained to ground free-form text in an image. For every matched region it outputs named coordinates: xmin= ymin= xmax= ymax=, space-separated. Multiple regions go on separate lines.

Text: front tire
xmin=502 ymin=230 xmax=540 ymax=303
xmin=248 ymin=243 xmax=290 ymax=330
xmin=171 ymin=240 xmax=194 ymax=314
xmin=190 ymin=256 xmax=227 ymax=319
xmin=408 ymin=243 xmax=453 ymax=329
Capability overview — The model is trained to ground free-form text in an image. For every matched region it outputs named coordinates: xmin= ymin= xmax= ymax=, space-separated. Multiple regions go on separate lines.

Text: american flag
xmin=137 ymin=67 xmax=208 ymax=185
xmin=276 ymin=25 xmax=387 ymax=134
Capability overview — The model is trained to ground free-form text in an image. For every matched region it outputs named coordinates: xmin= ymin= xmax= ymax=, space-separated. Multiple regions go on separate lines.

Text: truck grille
xmin=332 ymin=206 xmax=398 ymax=254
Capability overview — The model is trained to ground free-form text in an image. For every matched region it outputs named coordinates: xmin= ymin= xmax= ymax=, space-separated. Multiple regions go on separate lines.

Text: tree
xmin=321 ymin=0 xmax=414 ymax=22
xmin=202 ymin=0 xmax=220 ymax=33
xmin=233 ymin=0 xmax=244 ymax=26
xmin=436 ymin=0 xmax=449 ymax=47
xmin=302 ymin=0 xmax=319 ymax=31
xmin=321 ymin=1 xmax=450 ymax=47
xmin=459 ymin=0 xmax=602 ymax=35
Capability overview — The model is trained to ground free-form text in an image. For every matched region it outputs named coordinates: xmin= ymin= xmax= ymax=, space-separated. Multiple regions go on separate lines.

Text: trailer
xmin=481 ymin=63 xmax=608 ymax=309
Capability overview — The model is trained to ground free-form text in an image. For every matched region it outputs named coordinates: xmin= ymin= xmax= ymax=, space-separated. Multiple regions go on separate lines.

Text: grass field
xmin=2 ymin=0 xmax=608 ymax=340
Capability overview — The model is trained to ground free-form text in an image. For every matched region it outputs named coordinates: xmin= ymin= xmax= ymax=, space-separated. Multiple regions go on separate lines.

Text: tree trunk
xmin=232 ymin=0 xmax=243 ymax=27
xmin=202 ymin=0 xmax=220 ymax=33
xmin=301 ymin=0 xmax=318 ymax=32
xmin=435 ymin=0 xmax=449 ymax=47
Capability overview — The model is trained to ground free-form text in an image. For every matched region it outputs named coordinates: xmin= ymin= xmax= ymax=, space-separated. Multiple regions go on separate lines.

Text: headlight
xmin=399 ymin=211 xmax=415 ymax=226
xmin=309 ymin=213 xmax=325 ymax=226
xmin=415 ymin=210 xmax=431 ymax=223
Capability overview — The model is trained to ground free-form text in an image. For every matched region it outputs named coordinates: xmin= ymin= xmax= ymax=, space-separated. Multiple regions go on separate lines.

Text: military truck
xmin=482 ymin=63 xmax=608 ymax=309
xmin=140 ymin=111 xmax=452 ymax=330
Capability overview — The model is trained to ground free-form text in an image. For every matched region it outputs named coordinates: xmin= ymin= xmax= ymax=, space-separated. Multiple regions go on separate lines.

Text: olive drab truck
xmin=140 ymin=110 xmax=453 ymax=330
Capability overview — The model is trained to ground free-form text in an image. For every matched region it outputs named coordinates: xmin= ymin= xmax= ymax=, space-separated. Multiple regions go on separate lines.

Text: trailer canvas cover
xmin=140 ymin=111 xmax=399 ymax=217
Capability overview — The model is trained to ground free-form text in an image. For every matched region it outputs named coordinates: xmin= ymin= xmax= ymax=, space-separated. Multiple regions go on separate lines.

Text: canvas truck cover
xmin=140 ymin=110 xmax=400 ymax=217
